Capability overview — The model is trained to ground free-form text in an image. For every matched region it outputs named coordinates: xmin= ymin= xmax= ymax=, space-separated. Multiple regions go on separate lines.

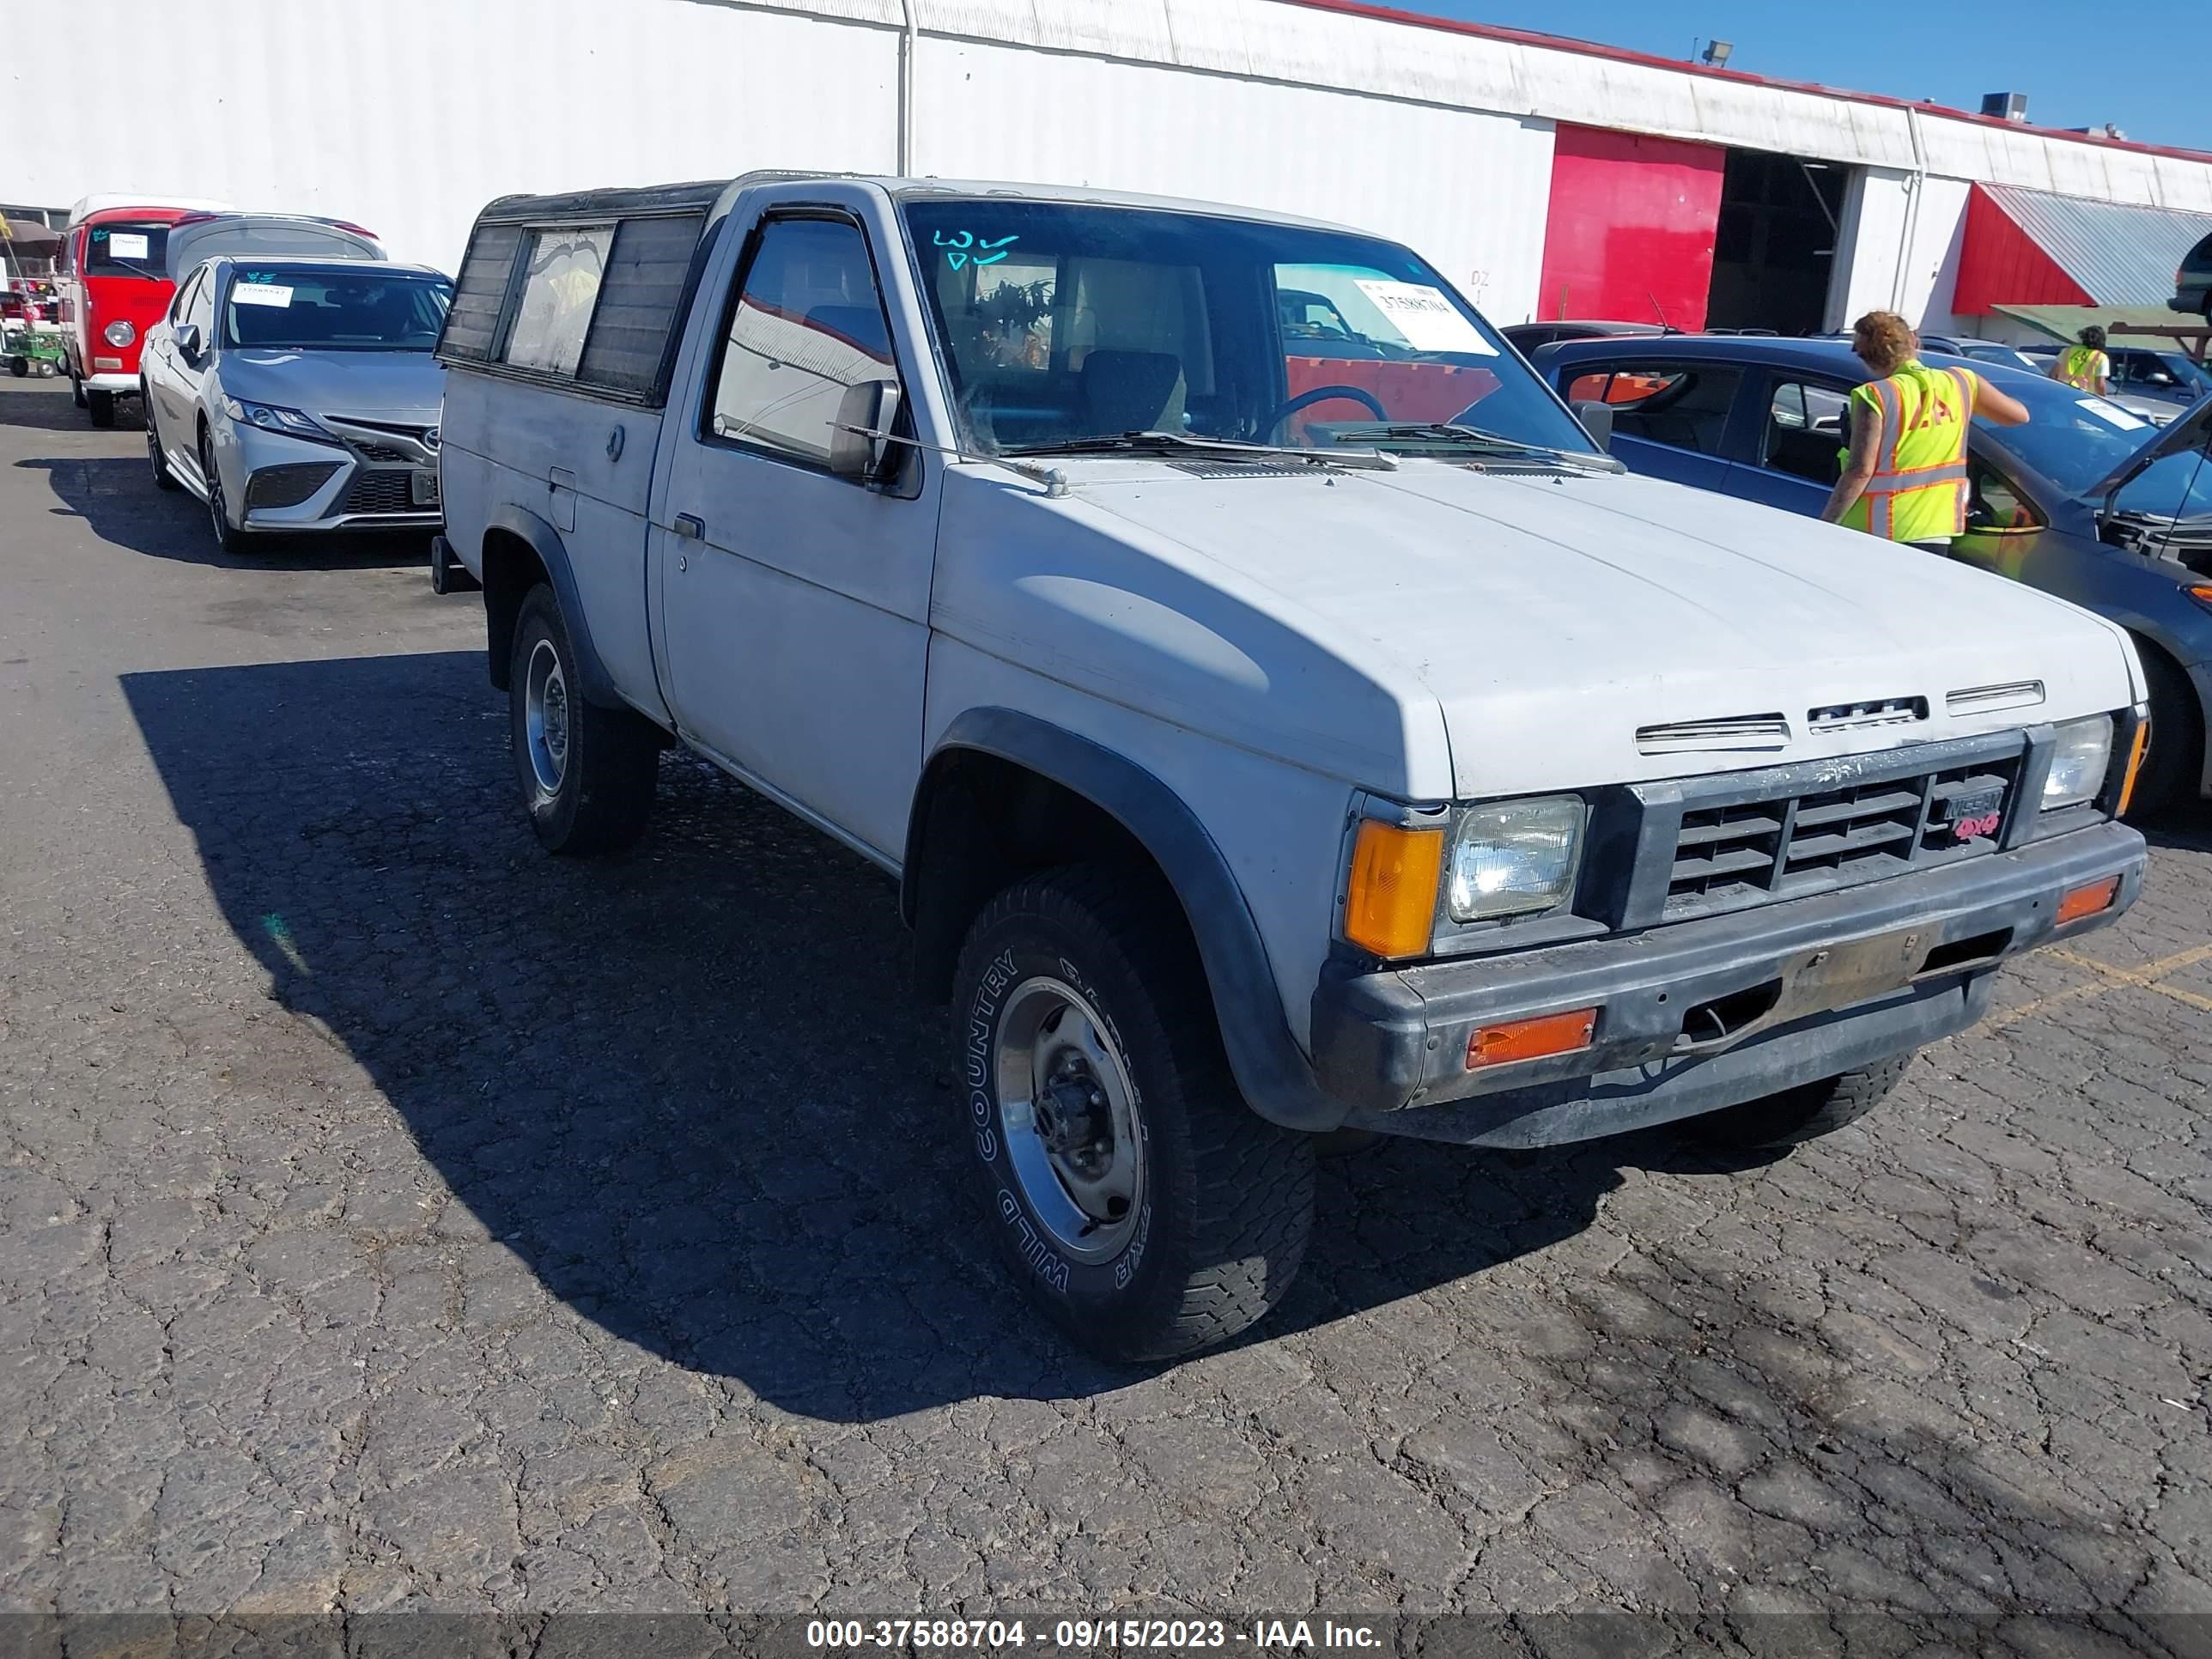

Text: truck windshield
xmin=222 ymin=269 xmax=453 ymax=352
xmin=902 ymin=198 xmax=1593 ymax=459
xmin=86 ymin=222 xmax=171 ymax=278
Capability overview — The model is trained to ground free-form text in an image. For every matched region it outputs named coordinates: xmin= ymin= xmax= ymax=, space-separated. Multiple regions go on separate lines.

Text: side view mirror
xmin=829 ymin=380 xmax=904 ymax=485
xmin=2144 ymin=371 xmax=2176 ymax=387
xmin=1571 ymin=398 xmax=1614 ymax=452
xmin=173 ymin=322 xmax=202 ymax=360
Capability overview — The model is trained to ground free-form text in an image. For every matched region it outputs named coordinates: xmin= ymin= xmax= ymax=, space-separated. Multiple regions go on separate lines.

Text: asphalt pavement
xmin=3 ymin=375 xmax=2210 ymax=1644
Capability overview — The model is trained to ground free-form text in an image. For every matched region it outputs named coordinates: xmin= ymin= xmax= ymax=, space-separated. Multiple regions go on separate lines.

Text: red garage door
xmin=1538 ymin=125 xmax=1725 ymax=331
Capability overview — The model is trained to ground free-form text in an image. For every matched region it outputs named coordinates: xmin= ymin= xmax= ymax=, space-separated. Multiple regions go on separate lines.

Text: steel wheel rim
xmin=523 ymin=637 xmax=570 ymax=797
xmin=994 ymin=975 xmax=1146 ymax=1262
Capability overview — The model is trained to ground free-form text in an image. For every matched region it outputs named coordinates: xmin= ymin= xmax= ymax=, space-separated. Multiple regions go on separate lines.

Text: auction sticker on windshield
xmin=2079 ymin=398 xmax=2148 ymax=431
xmin=106 ymin=232 xmax=151 ymax=262
xmin=1352 ymin=280 xmax=1494 ymax=355
xmin=230 ymin=285 xmax=295 ymax=309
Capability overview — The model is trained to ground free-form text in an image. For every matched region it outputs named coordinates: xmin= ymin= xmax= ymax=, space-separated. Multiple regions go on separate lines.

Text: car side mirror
xmin=174 ymin=322 xmax=202 ymax=360
xmin=1571 ymin=398 xmax=1614 ymax=452
xmin=830 ymin=380 xmax=904 ymax=486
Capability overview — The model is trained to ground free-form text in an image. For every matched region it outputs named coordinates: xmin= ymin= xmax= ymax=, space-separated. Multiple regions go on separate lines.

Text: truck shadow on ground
xmin=20 ymin=454 xmax=432 ymax=571
xmin=121 ymin=650 xmax=1779 ymax=1419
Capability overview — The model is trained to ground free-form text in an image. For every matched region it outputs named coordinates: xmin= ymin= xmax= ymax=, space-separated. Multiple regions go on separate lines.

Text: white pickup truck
xmin=434 ymin=173 xmax=2149 ymax=1362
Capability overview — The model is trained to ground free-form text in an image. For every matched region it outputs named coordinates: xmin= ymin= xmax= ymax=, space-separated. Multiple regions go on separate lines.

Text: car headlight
xmin=2043 ymin=714 xmax=2114 ymax=811
xmin=220 ymin=396 xmax=340 ymax=446
xmin=1447 ymin=796 xmax=1584 ymax=922
xmin=103 ymin=319 xmax=136 ymax=347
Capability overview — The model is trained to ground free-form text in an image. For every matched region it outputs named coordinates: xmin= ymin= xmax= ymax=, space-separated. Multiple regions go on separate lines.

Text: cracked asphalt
xmin=3 ymin=374 xmax=2211 ymax=1644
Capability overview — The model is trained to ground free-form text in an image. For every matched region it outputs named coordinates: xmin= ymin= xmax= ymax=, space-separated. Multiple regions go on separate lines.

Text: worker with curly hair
xmin=1822 ymin=310 xmax=2028 ymax=550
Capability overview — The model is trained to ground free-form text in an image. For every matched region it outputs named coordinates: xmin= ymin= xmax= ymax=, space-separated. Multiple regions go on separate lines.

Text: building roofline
xmin=1283 ymin=0 xmax=2212 ymax=168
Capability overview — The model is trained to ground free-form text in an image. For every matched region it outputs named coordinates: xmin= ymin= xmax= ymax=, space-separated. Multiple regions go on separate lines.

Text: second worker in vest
xmin=1821 ymin=310 xmax=2029 ymax=552
xmin=2048 ymin=325 xmax=2112 ymax=394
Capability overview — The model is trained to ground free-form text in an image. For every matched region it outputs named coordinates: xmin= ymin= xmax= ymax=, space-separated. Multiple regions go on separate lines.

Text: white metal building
xmin=7 ymin=0 xmax=2210 ymax=338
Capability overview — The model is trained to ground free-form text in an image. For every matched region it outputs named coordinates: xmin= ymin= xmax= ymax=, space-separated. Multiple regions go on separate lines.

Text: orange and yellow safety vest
xmin=1838 ymin=360 xmax=1977 ymax=544
xmin=2051 ymin=344 xmax=2109 ymax=391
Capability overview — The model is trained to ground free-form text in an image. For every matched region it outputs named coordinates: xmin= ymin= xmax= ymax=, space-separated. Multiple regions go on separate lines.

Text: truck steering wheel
xmin=1263 ymin=384 xmax=1389 ymax=443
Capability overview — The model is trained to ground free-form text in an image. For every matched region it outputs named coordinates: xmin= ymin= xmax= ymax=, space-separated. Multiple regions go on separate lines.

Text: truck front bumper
xmin=1310 ymin=819 xmax=2145 ymax=1147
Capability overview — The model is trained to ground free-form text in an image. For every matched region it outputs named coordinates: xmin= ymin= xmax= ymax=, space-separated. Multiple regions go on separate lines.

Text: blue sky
xmin=1404 ymin=0 xmax=2203 ymax=153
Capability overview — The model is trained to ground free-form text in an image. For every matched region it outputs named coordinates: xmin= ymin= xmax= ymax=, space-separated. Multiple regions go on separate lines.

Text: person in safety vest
xmin=2048 ymin=325 xmax=2111 ymax=394
xmin=1821 ymin=311 xmax=2029 ymax=551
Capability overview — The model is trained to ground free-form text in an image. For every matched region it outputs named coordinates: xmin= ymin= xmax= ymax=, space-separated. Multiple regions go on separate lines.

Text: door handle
xmin=673 ymin=514 xmax=704 ymax=540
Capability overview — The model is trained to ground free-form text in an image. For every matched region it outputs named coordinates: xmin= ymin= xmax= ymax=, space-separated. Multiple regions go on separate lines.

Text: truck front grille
xmin=1664 ymin=755 xmax=2023 ymax=921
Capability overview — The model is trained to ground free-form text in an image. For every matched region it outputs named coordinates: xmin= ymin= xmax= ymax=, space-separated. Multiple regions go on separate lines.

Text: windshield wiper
xmin=1006 ymin=430 xmax=1397 ymax=471
xmin=1325 ymin=422 xmax=1622 ymax=471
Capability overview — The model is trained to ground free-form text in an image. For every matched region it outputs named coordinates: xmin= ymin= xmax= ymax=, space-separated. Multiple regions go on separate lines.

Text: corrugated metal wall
xmin=7 ymin=0 xmax=2211 ymax=329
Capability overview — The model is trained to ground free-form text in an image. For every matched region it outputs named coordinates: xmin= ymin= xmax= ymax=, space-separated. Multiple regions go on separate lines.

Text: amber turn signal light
xmin=2115 ymin=718 xmax=2151 ymax=817
xmin=1468 ymin=1006 xmax=1599 ymax=1071
xmin=2056 ymin=876 xmax=2121 ymax=927
xmin=1344 ymin=821 xmax=1444 ymax=958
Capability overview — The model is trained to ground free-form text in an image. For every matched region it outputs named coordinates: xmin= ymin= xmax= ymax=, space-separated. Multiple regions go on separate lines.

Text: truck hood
xmin=1007 ymin=458 xmax=2141 ymax=799
xmin=215 ymin=349 xmax=444 ymax=423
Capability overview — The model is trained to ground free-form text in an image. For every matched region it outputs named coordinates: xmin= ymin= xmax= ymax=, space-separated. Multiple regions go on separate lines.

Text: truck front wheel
xmin=507 ymin=584 xmax=659 ymax=854
xmin=1680 ymin=1052 xmax=1914 ymax=1152
xmin=951 ymin=864 xmax=1316 ymax=1364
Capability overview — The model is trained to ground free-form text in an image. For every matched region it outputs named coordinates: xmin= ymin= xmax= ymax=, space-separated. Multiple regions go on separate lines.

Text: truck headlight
xmin=2043 ymin=715 xmax=2114 ymax=811
xmin=1448 ymin=796 xmax=1584 ymax=921
xmin=104 ymin=319 xmax=137 ymax=347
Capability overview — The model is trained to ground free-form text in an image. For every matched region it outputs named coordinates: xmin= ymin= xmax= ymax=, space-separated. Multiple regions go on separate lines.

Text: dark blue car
xmin=1534 ymin=334 xmax=2212 ymax=813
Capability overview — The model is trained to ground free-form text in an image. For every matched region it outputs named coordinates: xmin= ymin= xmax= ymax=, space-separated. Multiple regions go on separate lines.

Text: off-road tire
xmin=507 ymin=584 xmax=658 ymax=854
xmin=2130 ymin=645 xmax=2201 ymax=818
xmin=86 ymin=387 xmax=115 ymax=428
xmin=7 ymin=356 xmax=27 ymax=378
xmin=951 ymin=864 xmax=1316 ymax=1363
xmin=1682 ymin=1052 xmax=1914 ymax=1152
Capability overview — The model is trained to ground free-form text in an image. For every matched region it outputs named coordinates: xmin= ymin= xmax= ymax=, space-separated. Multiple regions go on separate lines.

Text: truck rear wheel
xmin=508 ymin=584 xmax=659 ymax=854
xmin=951 ymin=864 xmax=1315 ymax=1364
xmin=1681 ymin=1052 xmax=1913 ymax=1152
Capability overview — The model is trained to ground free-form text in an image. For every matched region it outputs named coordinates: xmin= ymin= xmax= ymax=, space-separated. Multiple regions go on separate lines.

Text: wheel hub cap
xmin=994 ymin=977 xmax=1145 ymax=1261
xmin=524 ymin=638 xmax=569 ymax=795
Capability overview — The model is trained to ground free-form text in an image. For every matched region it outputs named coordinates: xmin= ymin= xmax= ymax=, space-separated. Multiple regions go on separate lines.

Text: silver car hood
xmin=214 ymin=349 xmax=444 ymax=422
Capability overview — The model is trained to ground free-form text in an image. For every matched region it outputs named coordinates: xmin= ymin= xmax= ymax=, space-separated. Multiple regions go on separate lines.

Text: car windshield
xmin=901 ymin=198 xmax=1593 ymax=459
xmin=85 ymin=222 xmax=170 ymax=277
xmin=1950 ymin=360 xmax=2185 ymax=498
xmin=221 ymin=268 xmax=453 ymax=352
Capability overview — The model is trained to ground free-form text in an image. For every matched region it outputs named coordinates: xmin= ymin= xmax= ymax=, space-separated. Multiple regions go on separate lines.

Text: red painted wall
xmin=1538 ymin=125 xmax=1726 ymax=330
xmin=1950 ymin=185 xmax=2094 ymax=316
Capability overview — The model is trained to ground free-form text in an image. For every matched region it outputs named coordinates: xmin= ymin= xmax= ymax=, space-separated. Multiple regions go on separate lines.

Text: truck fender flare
xmin=911 ymin=707 xmax=1347 ymax=1133
xmin=483 ymin=504 xmax=619 ymax=708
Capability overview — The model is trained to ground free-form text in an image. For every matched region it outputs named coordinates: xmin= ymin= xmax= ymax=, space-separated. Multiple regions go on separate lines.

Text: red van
xmin=58 ymin=198 xmax=228 ymax=428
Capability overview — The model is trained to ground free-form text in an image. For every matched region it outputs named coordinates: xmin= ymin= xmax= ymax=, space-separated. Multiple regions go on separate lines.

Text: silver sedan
xmin=140 ymin=257 xmax=452 ymax=552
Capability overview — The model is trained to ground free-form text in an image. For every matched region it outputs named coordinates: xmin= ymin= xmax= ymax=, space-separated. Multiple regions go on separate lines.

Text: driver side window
xmin=1762 ymin=379 xmax=1851 ymax=485
xmin=1966 ymin=456 xmax=2042 ymax=532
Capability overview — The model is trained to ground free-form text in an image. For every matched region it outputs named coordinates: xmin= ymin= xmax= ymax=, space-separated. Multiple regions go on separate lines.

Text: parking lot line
xmin=1989 ymin=941 xmax=2212 ymax=1029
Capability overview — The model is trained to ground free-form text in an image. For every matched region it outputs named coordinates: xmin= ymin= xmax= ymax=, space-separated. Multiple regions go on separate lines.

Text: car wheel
xmin=198 ymin=428 xmax=246 ymax=555
xmin=951 ymin=864 xmax=1316 ymax=1363
xmin=507 ymin=584 xmax=659 ymax=854
xmin=145 ymin=393 xmax=179 ymax=490
xmin=7 ymin=356 xmax=27 ymax=379
xmin=2128 ymin=645 xmax=2202 ymax=818
xmin=86 ymin=387 xmax=115 ymax=428
xmin=1680 ymin=1053 xmax=1913 ymax=1153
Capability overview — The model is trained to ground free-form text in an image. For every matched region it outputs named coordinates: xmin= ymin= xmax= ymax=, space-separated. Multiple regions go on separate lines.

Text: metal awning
xmin=1974 ymin=184 xmax=2212 ymax=307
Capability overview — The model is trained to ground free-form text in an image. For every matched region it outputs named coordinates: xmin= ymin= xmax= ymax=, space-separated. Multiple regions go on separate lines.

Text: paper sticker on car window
xmin=106 ymin=232 xmax=151 ymax=262
xmin=1352 ymin=280 xmax=1494 ymax=355
xmin=230 ymin=284 xmax=295 ymax=309
xmin=2076 ymin=398 xmax=2148 ymax=431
